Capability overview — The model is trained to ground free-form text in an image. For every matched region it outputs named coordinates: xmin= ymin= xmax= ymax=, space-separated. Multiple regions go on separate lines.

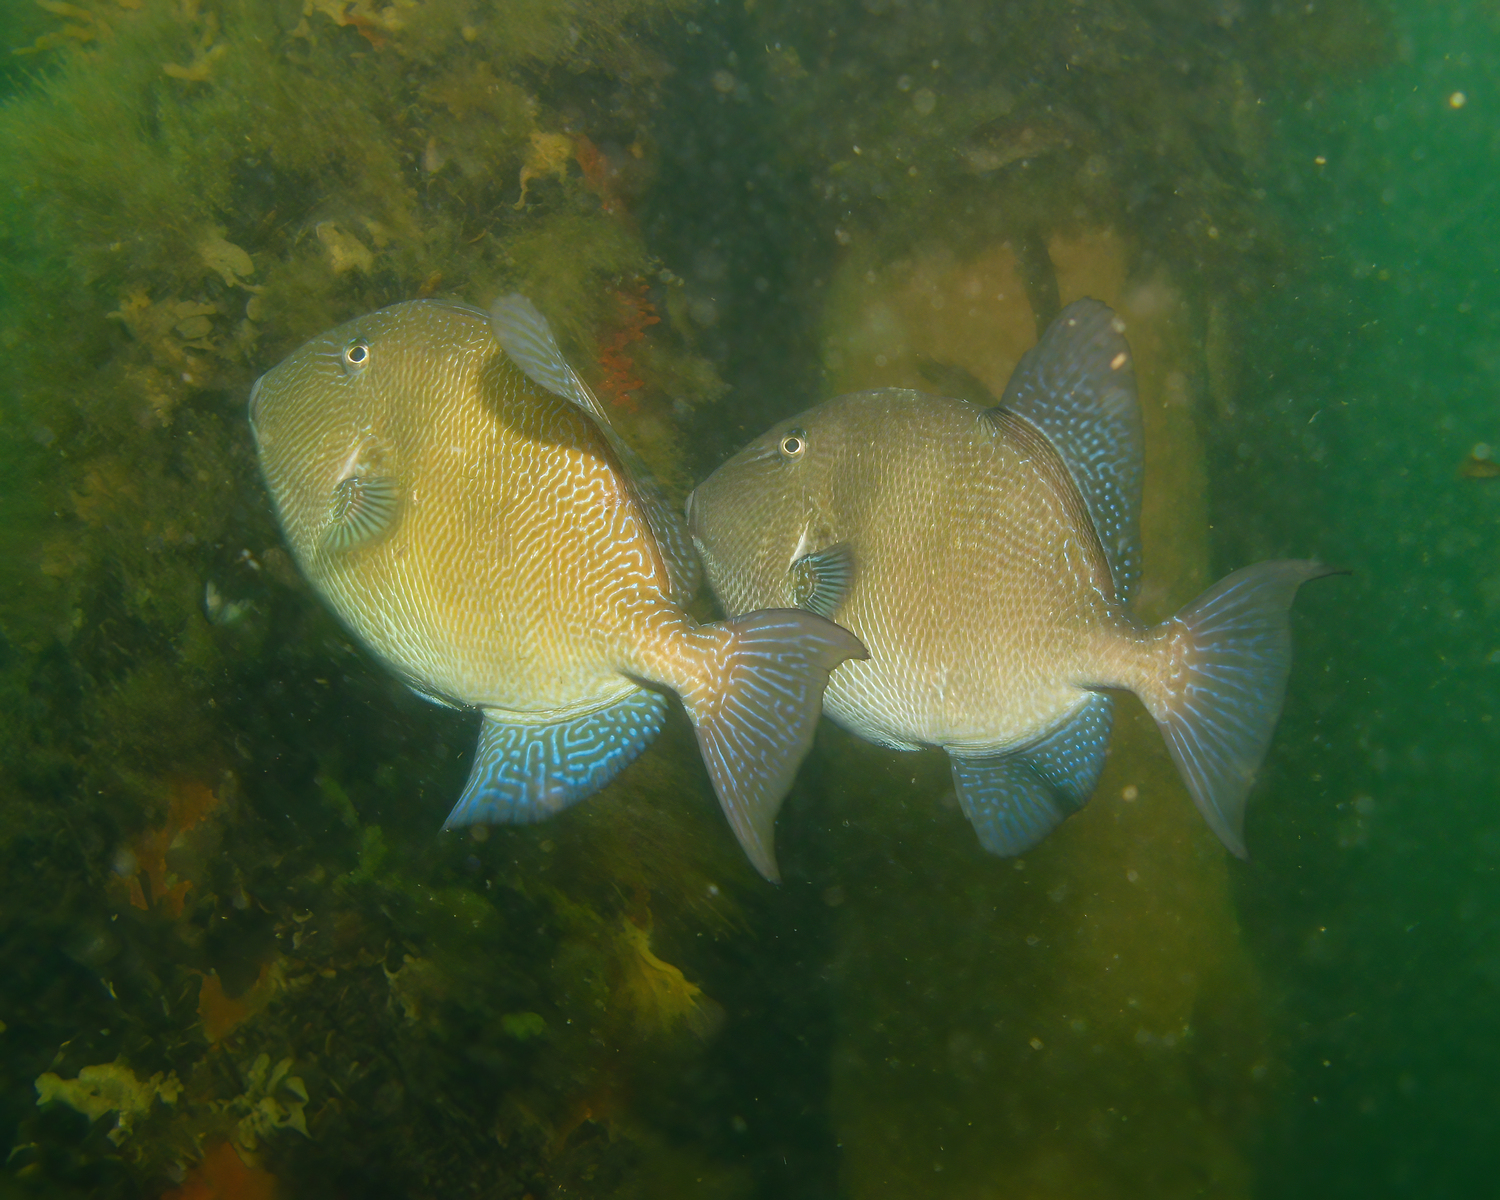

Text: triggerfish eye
xmin=778 ymin=429 xmax=807 ymax=462
xmin=342 ymin=338 xmax=370 ymax=373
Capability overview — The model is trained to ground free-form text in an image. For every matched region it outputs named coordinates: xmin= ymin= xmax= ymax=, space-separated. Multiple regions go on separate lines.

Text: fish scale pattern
xmin=492 ymin=293 xmax=701 ymax=607
xmin=255 ymin=300 xmax=673 ymax=717
xmin=772 ymin=389 xmax=1116 ymax=757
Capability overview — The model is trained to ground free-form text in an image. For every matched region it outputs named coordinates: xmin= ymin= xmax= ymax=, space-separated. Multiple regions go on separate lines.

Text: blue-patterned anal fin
xmin=994 ymin=298 xmax=1144 ymax=603
xmin=443 ymin=689 xmax=669 ymax=828
xmin=950 ymin=692 xmax=1114 ymax=856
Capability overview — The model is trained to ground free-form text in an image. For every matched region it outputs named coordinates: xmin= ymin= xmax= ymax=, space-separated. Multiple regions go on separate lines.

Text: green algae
xmin=0 ymin=1 xmax=745 ymax=1195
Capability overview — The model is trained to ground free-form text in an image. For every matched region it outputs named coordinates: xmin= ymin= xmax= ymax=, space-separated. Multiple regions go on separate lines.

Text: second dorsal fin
xmin=994 ymin=298 xmax=1144 ymax=603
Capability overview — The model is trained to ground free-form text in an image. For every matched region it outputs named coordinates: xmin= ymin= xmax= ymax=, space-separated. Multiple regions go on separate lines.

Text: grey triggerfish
xmin=686 ymin=299 xmax=1333 ymax=859
xmin=249 ymin=296 xmax=865 ymax=879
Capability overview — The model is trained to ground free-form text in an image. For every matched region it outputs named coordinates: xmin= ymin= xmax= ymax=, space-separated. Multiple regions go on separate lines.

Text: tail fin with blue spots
xmin=682 ymin=610 xmax=867 ymax=881
xmin=1140 ymin=560 xmax=1339 ymax=857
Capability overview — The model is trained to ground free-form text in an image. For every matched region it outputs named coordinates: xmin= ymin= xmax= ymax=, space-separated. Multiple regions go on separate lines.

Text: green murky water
xmin=0 ymin=1 xmax=1493 ymax=1196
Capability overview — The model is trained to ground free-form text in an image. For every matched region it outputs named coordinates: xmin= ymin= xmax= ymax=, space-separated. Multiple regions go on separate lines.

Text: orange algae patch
xmin=302 ymin=0 xmax=402 ymax=49
xmin=596 ymin=284 xmax=660 ymax=412
xmin=123 ymin=780 xmax=222 ymax=917
xmin=161 ymin=1140 xmax=278 ymax=1200
xmin=573 ymin=134 xmax=624 ymax=216
xmin=195 ymin=962 xmax=282 ymax=1044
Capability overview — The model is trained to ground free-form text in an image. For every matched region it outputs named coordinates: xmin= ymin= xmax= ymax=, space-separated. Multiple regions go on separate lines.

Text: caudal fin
xmin=1141 ymin=560 xmax=1339 ymax=857
xmin=682 ymin=610 xmax=867 ymax=881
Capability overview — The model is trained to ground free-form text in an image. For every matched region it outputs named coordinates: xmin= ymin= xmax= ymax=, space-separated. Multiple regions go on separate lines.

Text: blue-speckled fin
xmin=790 ymin=543 xmax=855 ymax=620
xmin=489 ymin=293 xmax=700 ymax=606
xmin=995 ymin=298 xmax=1143 ymax=602
xmin=443 ymin=689 xmax=668 ymax=827
xmin=950 ymin=692 xmax=1114 ymax=856
xmin=1141 ymin=559 xmax=1339 ymax=859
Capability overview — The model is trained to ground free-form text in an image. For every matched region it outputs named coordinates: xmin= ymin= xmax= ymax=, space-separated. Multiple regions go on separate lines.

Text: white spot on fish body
xmin=334 ymin=441 xmax=363 ymax=484
xmin=790 ymin=520 xmax=815 ymax=569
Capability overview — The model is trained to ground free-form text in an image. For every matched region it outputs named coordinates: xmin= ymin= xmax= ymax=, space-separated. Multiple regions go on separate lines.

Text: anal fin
xmin=443 ymin=689 xmax=668 ymax=827
xmin=951 ymin=692 xmax=1113 ymax=856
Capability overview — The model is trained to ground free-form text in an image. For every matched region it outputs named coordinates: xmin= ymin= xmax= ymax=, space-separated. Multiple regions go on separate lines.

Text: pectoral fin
xmin=319 ymin=474 xmax=400 ymax=554
xmin=443 ymin=689 xmax=669 ymax=827
xmin=950 ymin=692 xmax=1113 ymax=856
xmin=790 ymin=543 xmax=855 ymax=620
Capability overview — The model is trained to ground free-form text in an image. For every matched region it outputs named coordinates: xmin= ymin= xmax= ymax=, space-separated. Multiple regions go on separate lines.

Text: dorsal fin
xmin=490 ymin=293 xmax=612 ymax=424
xmin=490 ymin=293 xmax=700 ymax=606
xmin=993 ymin=298 xmax=1143 ymax=602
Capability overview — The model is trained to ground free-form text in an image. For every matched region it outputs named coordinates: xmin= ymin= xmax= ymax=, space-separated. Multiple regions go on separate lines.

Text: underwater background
xmin=0 ymin=0 xmax=1494 ymax=1197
